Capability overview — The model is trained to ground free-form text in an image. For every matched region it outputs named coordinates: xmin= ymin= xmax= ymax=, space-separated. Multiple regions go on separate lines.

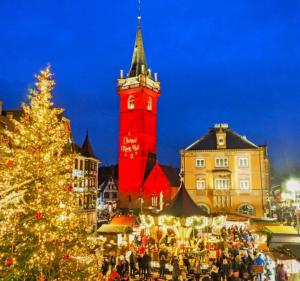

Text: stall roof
xmin=282 ymin=244 xmax=300 ymax=260
xmin=97 ymin=224 xmax=129 ymax=234
xmin=269 ymin=244 xmax=300 ymax=261
xmin=110 ymin=216 xmax=136 ymax=227
xmin=263 ymin=226 xmax=298 ymax=235
xmin=250 ymin=217 xmax=278 ymax=223
xmin=158 ymin=183 xmax=208 ymax=217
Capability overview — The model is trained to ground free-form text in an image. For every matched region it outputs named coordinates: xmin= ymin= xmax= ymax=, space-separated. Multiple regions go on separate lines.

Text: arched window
xmin=238 ymin=203 xmax=255 ymax=215
xmin=128 ymin=96 xmax=135 ymax=109
xmin=198 ymin=203 xmax=210 ymax=214
xmin=147 ymin=97 xmax=152 ymax=110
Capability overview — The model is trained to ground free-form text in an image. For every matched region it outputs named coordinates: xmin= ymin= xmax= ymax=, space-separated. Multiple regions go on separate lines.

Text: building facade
xmin=117 ymin=15 xmax=179 ymax=208
xmin=181 ymin=124 xmax=270 ymax=216
xmin=73 ymin=132 xmax=100 ymax=228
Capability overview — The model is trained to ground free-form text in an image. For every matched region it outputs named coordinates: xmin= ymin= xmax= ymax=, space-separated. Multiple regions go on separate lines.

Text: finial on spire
xmin=137 ymin=0 xmax=141 ymax=26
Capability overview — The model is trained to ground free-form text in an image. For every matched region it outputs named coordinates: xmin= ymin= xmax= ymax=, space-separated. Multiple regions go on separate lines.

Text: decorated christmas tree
xmin=0 ymin=66 xmax=99 ymax=280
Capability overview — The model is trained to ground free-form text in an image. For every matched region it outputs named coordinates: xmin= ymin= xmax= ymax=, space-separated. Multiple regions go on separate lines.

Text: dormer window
xmin=128 ymin=96 xmax=135 ymax=109
xmin=147 ymin=97 xmax=152 ymax=110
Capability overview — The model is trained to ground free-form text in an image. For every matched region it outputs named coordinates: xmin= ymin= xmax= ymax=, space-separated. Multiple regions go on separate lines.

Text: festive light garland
xmin=212 ymin=215 xmax=226 ymax=228
xmin=185 ymin=216 xmax=208 ymax=229
xmin=140 ymin=214 xmax=155 ymax=228
xmin=158 ymin=215 xmax=181 ymax=228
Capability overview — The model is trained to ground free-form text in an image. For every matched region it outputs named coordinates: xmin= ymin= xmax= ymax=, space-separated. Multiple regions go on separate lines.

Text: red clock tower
xmin=117 ymin=14 xmax=161 ymax=208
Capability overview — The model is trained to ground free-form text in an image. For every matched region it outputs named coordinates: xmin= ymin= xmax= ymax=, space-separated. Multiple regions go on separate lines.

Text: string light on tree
xmin=0 ymin=65 xmax=99 ymax=280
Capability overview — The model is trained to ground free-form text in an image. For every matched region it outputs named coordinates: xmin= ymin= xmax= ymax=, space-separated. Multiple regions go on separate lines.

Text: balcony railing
xmin=189 ymin=188 xmax=268 ymax=197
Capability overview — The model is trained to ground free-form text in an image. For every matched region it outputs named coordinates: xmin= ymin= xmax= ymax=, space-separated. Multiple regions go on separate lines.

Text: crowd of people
xmin=98 ymin=224 xmax=282 ymax=281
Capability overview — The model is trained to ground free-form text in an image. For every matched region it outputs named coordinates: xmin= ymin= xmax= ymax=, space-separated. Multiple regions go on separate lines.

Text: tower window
xmin=128 ymin=96 xmax=135 ymax=109
xmin=147 ymin=97 xmax=152 ymax=110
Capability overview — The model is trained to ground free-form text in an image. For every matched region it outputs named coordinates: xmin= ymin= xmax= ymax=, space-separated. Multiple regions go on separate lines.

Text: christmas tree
xmin=0 ymin=66 xmax=99 ymax=280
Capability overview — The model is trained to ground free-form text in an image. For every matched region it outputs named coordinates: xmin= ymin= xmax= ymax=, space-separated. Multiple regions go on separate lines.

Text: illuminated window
xmin=240 ymin=180 xmax=250 ymax=190
xmin=196 ymin=179 xmax=205 ymax=190
xmin=215 ymin=157 xmax=228 ymax=167
xmin=239 ymin=158 xmax=249 ymax=167
xmin=215 ymin=178 xmax=230 ymax=189
xmin=196 ymin=158 xmax=205 ymax=168
xmin=147 ymin=97 xmax=152 ymax=110
xmin=128 ymin=96 xmax=135 ymax=109
xmin=151 ymin=195 xmax=158 ymax=207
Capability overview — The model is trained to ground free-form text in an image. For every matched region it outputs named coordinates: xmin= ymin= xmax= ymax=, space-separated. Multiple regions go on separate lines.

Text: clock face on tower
xmin=121 ymin=132 xmax=140 ymax=159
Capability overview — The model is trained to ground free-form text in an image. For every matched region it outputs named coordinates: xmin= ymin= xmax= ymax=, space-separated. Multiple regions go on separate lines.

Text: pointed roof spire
xmin=128 ymin=0 xmax=149 ymax=78
xmin=158 ymin=183 xmax=209 ymax=217
xmin=81 ymin=129 xmax=97 ymax=159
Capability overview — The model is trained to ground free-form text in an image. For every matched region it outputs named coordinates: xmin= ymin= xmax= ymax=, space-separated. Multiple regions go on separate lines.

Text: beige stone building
xmin=180 ymin=124 xmax=270 ymax=217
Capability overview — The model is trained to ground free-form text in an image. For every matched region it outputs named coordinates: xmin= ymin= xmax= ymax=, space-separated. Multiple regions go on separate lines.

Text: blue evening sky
xmin=0 ymin=0 xmax=299 ymax=169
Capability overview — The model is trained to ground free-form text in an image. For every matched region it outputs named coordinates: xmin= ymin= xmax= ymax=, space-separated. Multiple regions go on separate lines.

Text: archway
xmin=198 ymin=203 xmax=210 ymax=215
xmin=237 ymin=203 xmax=255 ymax=215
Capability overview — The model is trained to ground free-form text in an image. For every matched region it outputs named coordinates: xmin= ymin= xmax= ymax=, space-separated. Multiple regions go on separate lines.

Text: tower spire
xmin=128 ymin=0 xmax=148 ymax=78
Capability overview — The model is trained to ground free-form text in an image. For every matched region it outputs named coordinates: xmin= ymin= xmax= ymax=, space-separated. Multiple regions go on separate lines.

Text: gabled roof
xmin=160 ymin=165 xmax=181 ymax=187
xmin=81 ymin=131 xmax=97 ymax=159
xmin=128 ymin=21 xmax=148 ymax=77
xmin=186 ymin=127 xmax=258 ymax=151
xmin=143 ymin=153 xmax=157 ymax=182
xmin=159 ymin=183 xmax=208 ymax=217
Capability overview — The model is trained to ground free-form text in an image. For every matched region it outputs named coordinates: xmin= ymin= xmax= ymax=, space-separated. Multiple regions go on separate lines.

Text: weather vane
xmin=138 ymin=0 xmax=141 ymax=25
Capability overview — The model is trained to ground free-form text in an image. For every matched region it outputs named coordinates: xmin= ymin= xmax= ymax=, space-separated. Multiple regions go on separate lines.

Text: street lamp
xmin=285 ymin=178 xmax=300 ymax=234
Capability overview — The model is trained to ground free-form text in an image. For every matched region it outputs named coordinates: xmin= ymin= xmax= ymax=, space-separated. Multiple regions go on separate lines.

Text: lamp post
xmin=285 ymin=178 xmax=300 ymax=234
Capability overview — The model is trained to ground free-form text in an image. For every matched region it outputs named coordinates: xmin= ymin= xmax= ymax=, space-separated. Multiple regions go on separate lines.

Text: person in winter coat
xmin=129 ymin=252 xmax=136 ymax=278
xmin=159 ymin=253 xmax=167 ymax=277
xmin=221 ymin=258 xmax=230 ymax=281
xmin=108 ymin=267 xmax=120 ymax=281
xmin=172 ymin=258 xmax=180 ymax=281
xmin=137 ymin=254 xmax=144 ymax=277
xmin=194 ymin=259 xmax=201 ymax=281
xmin=210 ymin=265 xmax=220 ymax=281
xmin=142 ymin=251 xmax=152 ymax=279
